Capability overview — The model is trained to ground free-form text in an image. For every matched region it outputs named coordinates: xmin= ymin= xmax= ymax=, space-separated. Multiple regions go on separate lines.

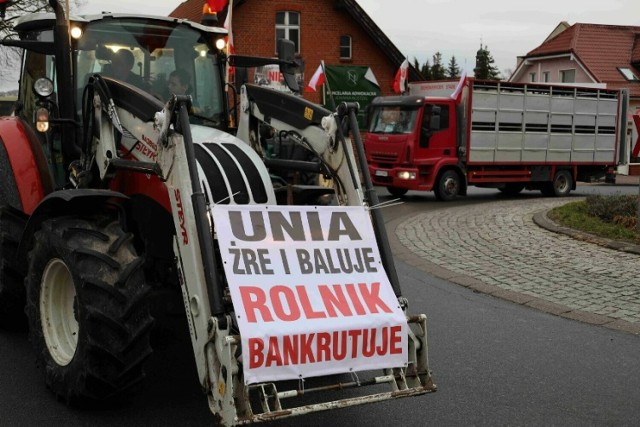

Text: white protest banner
xmin=212 ymin=205 xmax=408 ymax=384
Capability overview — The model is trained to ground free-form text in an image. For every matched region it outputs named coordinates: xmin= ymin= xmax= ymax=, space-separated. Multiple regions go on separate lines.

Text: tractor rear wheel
xmin=25 ymin=216 xmax=154 ymax=404
xmin=0 ymin=207 xmax=27 ymax=330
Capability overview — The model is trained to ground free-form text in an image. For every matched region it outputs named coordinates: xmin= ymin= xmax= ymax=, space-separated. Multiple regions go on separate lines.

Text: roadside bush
xmin=613 ymin=214 xmax=637 ymax=229
xmin=586 ymin=194 xmax=638 ymax=230
xmin=586 ymin=194 xmax=637 ymax=221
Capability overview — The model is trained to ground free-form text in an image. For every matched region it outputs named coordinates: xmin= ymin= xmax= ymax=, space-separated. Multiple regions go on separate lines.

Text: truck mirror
xmin=277 ymin=38 xmax=300 ymax=93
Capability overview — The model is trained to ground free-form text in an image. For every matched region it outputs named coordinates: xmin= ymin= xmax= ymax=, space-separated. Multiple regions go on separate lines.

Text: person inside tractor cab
xmin=107 ymin=49 xmax=147 ymax=90
xmin=168 ymin=69 xmax=201 ymax=113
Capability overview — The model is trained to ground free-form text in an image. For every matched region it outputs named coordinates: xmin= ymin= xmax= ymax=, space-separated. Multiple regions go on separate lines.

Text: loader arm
xmin=81 ymin=72 xmax=435 ymax=426
xmin=237 ymin=83 xmax=365 ymax=207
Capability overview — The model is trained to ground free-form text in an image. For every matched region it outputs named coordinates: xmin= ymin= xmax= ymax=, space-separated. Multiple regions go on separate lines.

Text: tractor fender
xmin=0 ymin=117 xmax=53 ymax=214
xmin=18 ymin=189 xmax=129 ymax=260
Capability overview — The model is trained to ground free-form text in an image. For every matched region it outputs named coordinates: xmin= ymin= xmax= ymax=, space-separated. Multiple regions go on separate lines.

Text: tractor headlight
xmin=33 ymin=78 xmax=54 ymax=98
xmin=215 ymin=38 xmax=226 ymax=51
xmin=36 ymin=107 xmax=50 ymax=133
xmin=70 ymin=26 xmax=83 ymax=40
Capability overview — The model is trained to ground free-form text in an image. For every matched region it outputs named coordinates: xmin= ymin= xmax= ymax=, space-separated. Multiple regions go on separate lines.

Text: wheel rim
xmin=443 ymin=176 xmax=458 ymax=196
xmin=40 ymin=258 xmax=78 ymax=366
xmin=556 ymin=174 xmax=570 ymax=194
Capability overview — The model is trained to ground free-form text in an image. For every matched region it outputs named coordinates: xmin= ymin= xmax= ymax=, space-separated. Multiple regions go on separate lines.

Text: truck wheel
xmin=25 ymin=216 xmax=154 ymax=404
xmin=434 ymin=170 xmax=461 ymax=201
xmin=541 ymin=170 xmax=573 ymax=197
xmin=0 ymin=207 xmax=27 ymax=330
xmin=387 ymin=187 xmax=408 ymax=197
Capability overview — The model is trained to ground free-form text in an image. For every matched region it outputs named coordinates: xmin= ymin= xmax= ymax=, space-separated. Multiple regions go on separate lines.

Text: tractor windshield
xmin=368 ymin=106 xmax=418 ymax=135
xmin=75 ymin=18 xmax=226 ymax=127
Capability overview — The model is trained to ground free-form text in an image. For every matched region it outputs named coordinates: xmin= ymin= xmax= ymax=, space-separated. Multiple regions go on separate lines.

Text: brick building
xmin=169 ymin=0 xmax=420 ymax=105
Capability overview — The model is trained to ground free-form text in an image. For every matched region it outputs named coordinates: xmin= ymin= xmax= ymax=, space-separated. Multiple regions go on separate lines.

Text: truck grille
xmin=371 ymin=152 xmax=398 ymax=163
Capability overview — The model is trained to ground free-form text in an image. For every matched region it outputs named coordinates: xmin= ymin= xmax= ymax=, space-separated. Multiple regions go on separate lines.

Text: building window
xmin=542 ymin=71 xmax=550 ymax=82
xmin=340 ymin=35 xmax=352 ymax=60
xmin=560 ymin=69 xmax=575 ymax=83
xmin=529 ymin=72 xmax=536 ymax=82
xmin=276 ymin=11 xmax=300 ymax=54
xmin=619 ymin=67 xmax=640 ymax=81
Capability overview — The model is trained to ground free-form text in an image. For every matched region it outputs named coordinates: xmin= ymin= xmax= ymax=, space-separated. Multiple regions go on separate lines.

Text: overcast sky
xmin=76 ymin=0 xmax=640 ymax=75
xmin=2 ymin=0 xmax=639 ymax=90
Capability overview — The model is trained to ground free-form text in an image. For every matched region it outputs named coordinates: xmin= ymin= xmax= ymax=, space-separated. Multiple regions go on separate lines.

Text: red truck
xmin=364 ymin=78 xmax=630 ymax=200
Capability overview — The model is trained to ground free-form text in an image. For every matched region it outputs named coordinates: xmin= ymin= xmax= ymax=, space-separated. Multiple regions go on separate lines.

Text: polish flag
xmin=450 ymin=70 xmax=467 ymax=103
xmin=224 ymin=9 xmax=235 ymax=77
xmin=393 ymin=58 xmax=409 ymax=94
xmin=305 ymin=64 xmax=325 ymax=92
xmin=207 ymin=0 xmax=228 ymax=13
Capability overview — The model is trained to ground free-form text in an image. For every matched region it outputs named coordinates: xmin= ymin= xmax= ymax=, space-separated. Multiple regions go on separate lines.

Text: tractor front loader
xmin=0 ymin=1 xmax=435 ymax=424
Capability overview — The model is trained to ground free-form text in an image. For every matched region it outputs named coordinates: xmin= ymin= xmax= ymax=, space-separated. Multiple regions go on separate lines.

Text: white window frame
xmin=619 ymin=67 xmax=639 ymax=81
xmin=275 ymin=11 xmax=300 ymax=54
xmin=340 ymin=35 xmax=352 ymax=60
xmin=559 ymin=69 xmax=576 ymax=83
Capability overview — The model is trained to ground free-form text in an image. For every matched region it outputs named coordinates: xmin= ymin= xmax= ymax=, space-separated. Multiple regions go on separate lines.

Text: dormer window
xmin=618 ymin=67 xmax=639 ymax=81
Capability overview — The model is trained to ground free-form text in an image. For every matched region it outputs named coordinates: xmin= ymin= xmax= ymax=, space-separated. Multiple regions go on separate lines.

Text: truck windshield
xmin=75 ymin=18 xmax=225 ymax=127
xmin=368 ymin=106 xmax=418 ymax=134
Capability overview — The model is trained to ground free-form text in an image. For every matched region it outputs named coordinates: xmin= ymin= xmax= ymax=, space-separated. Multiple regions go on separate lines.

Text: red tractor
xmin=0 ymin=1 xmax=434 ymax=424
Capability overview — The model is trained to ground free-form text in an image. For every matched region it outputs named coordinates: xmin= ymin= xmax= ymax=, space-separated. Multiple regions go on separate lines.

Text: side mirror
xmin=277 ymin=38 xmax=300 ymax=93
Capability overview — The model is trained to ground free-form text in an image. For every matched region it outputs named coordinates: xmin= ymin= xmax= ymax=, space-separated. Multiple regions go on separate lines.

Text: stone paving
xmin=391 ymin=198 xmax=640 ymax=335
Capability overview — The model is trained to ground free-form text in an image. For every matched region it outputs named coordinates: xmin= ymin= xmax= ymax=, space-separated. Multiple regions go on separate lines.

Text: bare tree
xmin=1 ymin=0 xmax=83 ymax=90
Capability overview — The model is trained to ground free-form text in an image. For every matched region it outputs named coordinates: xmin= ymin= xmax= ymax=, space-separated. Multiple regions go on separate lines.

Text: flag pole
xmin=225 ymin=1 xmax=233 ymax=85
xmin=321 ymin=60 xmax=337 ymax=111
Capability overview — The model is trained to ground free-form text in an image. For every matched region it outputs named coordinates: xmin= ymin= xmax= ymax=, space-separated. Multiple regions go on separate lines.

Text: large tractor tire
xmin=0 ymin=138 xmax=28 ymax=330
xmin=0 ymin=207 xmax=27 ymax=330
xmin=25 ymin=216 xmax=154 ymax=404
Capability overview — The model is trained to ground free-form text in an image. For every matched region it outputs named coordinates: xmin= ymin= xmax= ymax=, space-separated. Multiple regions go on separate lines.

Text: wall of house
xmin=230 ymin=0 xmax=396 ymax=104
xmin=511 ymin=57 xmax=593 ymax=84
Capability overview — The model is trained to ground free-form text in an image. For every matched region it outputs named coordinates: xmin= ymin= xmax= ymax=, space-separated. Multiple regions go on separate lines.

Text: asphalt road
xmin=1 ymin=183 xmax=639 ymax=426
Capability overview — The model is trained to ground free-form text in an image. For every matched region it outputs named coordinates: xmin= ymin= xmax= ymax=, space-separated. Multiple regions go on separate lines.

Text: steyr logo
xmin=174 ymin=189 xmax=189 ymax=245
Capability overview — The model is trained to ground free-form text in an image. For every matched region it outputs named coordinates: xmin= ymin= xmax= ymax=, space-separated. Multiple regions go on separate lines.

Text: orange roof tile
xmin=526 ymin=23 xmax=640 ymax=97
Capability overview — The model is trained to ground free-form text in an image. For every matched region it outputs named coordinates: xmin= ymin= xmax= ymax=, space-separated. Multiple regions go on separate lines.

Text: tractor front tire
xmin=25 ymin=216 xmax=154 ymax=404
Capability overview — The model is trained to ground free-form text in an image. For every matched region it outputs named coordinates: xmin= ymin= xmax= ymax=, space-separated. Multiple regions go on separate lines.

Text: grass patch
xmin=548 ymin=197 xmax=640 ymax=245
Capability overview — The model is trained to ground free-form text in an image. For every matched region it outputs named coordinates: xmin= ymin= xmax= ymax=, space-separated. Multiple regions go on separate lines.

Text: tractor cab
xmin=5 ymin=12 xmax=230 ymax=187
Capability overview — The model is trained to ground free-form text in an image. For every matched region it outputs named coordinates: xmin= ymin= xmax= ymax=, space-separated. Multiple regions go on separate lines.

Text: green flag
xmin=323 ymin=65 xmax=381 ymax=128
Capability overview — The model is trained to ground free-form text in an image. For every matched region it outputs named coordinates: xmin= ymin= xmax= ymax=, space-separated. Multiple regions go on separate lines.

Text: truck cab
xmin=365 ymin=95 xmax=458 ymax=197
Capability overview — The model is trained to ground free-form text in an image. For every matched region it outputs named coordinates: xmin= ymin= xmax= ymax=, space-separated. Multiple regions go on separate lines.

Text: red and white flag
xmin=305 ymin=63 xmax=325 ymax=92
xmin=224 ymin=7 xmax=235 ymax=77
xmin=206 ymin=0 xmax=228 ymax=13
xmin=393 ymin=58 xmax=409 ymax=94
xmin=450 ymin=70 xmax=467 ymax=103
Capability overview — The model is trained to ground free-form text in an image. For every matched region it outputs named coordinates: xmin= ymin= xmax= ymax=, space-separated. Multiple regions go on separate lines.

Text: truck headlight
xmin=397 ymin=171 xmax=416 ymax=180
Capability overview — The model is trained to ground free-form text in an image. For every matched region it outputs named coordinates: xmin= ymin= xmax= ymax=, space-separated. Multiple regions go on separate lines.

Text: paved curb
xmin=388 ymin=210 xmax=640 ymax=335
xmin=532 ymin=209 xmax=640 ymax=256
